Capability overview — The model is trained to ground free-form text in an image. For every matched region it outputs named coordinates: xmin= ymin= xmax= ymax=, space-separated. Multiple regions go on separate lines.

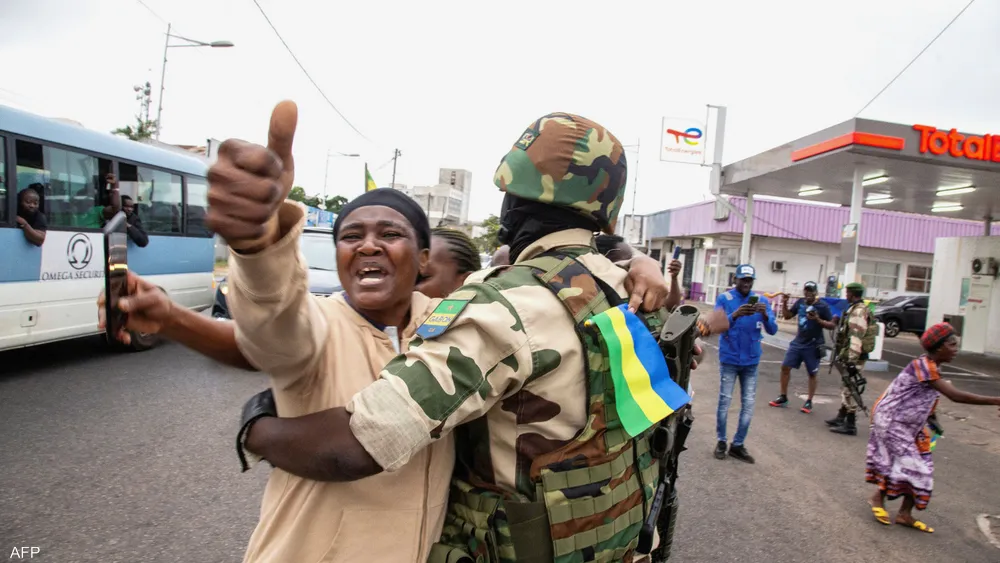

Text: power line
xmin=249 ymin=0 xmax=372 ymax=142
xmin=855 ymin=0 xmax=977 ymax=116
xmin=133 ymin=0 xmax=166 ymax=23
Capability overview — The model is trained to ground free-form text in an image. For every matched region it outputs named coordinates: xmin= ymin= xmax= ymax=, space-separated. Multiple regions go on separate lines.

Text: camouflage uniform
xmin=835 ymin=298 xmax=870 ymax=414
xmin=347 ymin=114 xmax=666 ymax=563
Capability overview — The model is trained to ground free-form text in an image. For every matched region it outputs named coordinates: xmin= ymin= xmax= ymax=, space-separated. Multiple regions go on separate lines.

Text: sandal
xmin=869 ymin=505 xmax=891 ymax=526
xmin=896 ymin=518 xmax=934 ymax=533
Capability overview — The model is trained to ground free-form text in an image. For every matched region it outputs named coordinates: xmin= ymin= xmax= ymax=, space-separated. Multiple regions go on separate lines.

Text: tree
xmin=324 ymin=195 xmax=349 ymax=214
xmin=472 ymin=214 xmax=501 ymax=253
xmin=287 ymin=187 xmax=348 ymax=211
xmin=112 ymin=116 xmax=159 ymax=141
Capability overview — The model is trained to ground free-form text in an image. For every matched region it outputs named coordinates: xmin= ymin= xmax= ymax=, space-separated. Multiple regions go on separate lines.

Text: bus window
xmin=14 ymin=140 xmax=112 ymax=229
xmin=119 ymin=163 xmax=183 ymax=234
xmin=0 ymin=136 xmax=6 ymax=224
xmin=185 ymin=176 xmax=210 ymax=236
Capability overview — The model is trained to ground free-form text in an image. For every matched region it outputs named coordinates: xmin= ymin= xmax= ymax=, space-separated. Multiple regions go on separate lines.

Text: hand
xmin=733 ymin=304 xmax=754 ymax=318
xmin=806 ymin=310 xmax=819 ymax=321
xmin=755 ymin=303 xmax=767 ymax=314
xmin=667 ymin=259 xmax=682 ymax=278
xmin=690 ymin=342 xmax=704 ymax=371
xmin=105 ymin=173 xmax=117 ymax=185
xmin=206 ymin=101 xmax=298 ymax=252
xmin=701 ymin=309 xmax=730 ymax=334
xmin=15 ymin=216 xmax=27 ymax=227
xmin=97 ymin=271 xmax=174 ymax=344
xmin=625 ymin=254 xmax=669 ymax=313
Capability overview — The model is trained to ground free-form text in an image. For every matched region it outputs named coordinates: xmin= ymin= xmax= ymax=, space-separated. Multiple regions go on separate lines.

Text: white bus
xmin=0 ymin=104 xmax=215 ymax=351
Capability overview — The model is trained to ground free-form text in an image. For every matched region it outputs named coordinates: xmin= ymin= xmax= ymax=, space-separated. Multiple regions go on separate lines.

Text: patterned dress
xmin=865 ymin=356 xmax=942 ymax=510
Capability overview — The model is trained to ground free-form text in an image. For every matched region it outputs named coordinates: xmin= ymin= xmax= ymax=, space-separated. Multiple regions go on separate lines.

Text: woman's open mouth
xmin=357 ymin=265 xmax=389 ymax=287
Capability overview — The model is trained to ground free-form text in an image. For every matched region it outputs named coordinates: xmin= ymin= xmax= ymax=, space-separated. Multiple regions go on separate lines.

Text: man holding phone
xmin=713 ymin=264 xmax=778 ymax=463
xmin=769 ymin=281 xmax=836 ymax=414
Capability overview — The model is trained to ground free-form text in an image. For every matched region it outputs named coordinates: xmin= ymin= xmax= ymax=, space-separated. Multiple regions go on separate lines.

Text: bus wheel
xmin=128 ymin=330 xmax=160 ymax=351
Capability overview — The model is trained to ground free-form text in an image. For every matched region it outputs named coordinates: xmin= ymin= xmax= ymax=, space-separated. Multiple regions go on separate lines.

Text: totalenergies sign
xmin=913 ymin=124 xmax=1000 ymax=162
xmin=660 ymin=117 xmax=706 ymax=165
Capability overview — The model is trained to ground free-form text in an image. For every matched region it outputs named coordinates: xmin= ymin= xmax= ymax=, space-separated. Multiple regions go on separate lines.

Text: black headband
xmin=332 ymin=189 xmax=431 ymax=250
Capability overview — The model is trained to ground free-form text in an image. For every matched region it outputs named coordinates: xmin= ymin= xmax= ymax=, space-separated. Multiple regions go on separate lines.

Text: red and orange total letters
xmin=914 ymin=124 xmax=1000 ymax=162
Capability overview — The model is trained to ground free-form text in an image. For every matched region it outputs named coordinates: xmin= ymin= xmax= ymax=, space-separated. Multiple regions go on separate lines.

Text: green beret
xmin=845 ymin=282 xmax=865 ymax=293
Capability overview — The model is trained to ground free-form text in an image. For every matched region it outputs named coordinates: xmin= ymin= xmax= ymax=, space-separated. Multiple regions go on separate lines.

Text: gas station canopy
xmin=720 ymin=118 xmax=1000 ymax=222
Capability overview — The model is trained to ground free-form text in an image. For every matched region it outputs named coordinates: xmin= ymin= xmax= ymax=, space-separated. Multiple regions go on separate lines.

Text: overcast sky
xmin=3 ymin=0 xmax=998 ymax=221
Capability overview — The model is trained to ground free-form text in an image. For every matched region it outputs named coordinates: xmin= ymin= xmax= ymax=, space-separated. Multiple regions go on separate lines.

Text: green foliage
xmin=473 ymin=214 xmax=501 ymax=253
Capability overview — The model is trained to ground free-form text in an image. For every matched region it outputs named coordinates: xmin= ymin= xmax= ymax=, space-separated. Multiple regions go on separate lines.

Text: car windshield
xmin=300 ymin=232 xmax=337 ymax=272
xmin=878 ymin=296 xmax=909 ymax=307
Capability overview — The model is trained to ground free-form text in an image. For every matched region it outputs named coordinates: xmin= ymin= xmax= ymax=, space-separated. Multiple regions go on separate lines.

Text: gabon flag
xmin=365 ymin=164 xmax=378 ymax=192
xmin=587 ymin=303 xmax=692 ymax=437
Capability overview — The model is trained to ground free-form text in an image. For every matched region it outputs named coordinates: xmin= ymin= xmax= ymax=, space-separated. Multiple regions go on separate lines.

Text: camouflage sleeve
xmin=845 ymin=305 xmax=869 ymax=363
xmin=346 ymin=283 xmax=534 ymax=472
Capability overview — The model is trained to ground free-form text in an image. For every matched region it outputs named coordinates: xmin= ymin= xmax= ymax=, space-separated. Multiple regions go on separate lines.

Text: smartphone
xmin=672 ymin=246 xmax=682 ymax=260
xmin=747 ymin=295 xmax=759 ymax=306
xmin=103 ymin=211 xmax=129 ymax=340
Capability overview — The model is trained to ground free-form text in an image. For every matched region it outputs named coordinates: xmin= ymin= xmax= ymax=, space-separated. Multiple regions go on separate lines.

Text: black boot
xmin=825 ymin=406 xmax=847 ymax=427
xmin=830 ymin=413 xmax=857 ymax=435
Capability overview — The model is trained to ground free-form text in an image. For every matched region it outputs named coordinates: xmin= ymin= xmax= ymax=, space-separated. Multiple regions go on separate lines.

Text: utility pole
xmin=390 ymin=148 xmax=401 ymax=189
xmin=629 ymin=137 xmax=640 ymax=217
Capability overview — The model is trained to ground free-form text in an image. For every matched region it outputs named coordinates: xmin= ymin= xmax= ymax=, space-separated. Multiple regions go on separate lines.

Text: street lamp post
xmin=323 ymin=151 xmax=361 ymax=200
xmin=156 ymin=23 xmax=234 ymax=140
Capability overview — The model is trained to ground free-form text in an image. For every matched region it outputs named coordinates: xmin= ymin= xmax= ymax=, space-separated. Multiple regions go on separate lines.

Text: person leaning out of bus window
xmin=73 ymin=172 xmax=122 ymax=228
xmin=16 ymin=186 xmax=47 ymax=247
xmin=121 ymin=195 xmax=149 ymax=247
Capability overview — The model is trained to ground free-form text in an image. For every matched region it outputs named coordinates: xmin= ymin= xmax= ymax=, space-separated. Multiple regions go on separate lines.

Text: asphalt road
xmin=2 ymin=332 xmax=999 ymax=562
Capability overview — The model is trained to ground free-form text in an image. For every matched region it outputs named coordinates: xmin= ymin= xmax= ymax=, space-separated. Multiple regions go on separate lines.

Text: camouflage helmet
xmin=493 ymin=112 xmax=627 ymax=234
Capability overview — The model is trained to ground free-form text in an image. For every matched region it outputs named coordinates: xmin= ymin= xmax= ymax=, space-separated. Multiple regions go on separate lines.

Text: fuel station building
xmin=713 ymin=118 xmax=1000 ymax=355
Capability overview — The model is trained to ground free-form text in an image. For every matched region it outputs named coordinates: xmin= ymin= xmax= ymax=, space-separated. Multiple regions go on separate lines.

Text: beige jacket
xmin=227 ymin=202 xmax=454 ymax=563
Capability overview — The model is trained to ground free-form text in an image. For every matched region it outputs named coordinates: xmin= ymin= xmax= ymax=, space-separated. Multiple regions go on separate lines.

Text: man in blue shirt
xmin=769 ymin=281 xmax=837 ymax=414
xmin=714 ymin=264 xmax=778 ymax=464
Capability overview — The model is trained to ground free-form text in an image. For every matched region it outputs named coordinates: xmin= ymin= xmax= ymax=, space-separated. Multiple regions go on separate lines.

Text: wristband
xmin=237 ymin=388 xmax=277 ymax=472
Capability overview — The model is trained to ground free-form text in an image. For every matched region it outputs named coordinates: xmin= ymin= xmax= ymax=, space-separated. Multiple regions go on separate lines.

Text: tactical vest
xmin=836 ymin=302 xmax=877 ymax=360
xmin=427 ymin=251 xmax=664 ymax=563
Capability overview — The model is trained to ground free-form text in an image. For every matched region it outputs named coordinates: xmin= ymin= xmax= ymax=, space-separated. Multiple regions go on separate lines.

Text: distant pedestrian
xmin=713 ymin=264 xmax=778 ymax=463
xmin=866 ymin=323 xmax=1000 ymax=532
xmin=769 ymin=281 xmax=835 ymax=414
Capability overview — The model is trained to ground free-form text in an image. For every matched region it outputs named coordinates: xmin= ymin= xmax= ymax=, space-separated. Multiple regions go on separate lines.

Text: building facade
xmin=394 ymin=168 xmax=472 ymax=226
xmin=624 ymin=196 xmax=1000 ymax=303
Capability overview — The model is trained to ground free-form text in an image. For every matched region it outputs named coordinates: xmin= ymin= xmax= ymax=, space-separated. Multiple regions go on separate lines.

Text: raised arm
xmin=761 ymin=297 xmax=779 ymax=335
xmin=99 ymin=271 xmax=254 ymax=370
xmin=929 ymin=379 xmax=1000 ymax=407
xmin=225 ymin=203 xmax=330 ymax=387
xmin=205 ymin=102 xmax=330 ymax=389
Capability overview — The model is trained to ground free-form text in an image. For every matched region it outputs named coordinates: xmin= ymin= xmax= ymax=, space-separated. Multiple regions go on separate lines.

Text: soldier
xmin=827 ymin=282 xmax=873 ymax=436
xmin=240 ymin=112 xmax=726 ymax=562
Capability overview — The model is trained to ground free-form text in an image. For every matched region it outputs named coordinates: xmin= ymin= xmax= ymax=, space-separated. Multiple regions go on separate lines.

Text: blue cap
xmin=735 ymin=264 xmax=756 ymax=279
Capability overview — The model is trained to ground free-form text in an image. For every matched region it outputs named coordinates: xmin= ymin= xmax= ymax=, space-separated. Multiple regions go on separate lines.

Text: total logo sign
xmin=660 ymin=117 xmax=706 ymax=164
xmin=39 ymin=231 xmax=105 ymax=281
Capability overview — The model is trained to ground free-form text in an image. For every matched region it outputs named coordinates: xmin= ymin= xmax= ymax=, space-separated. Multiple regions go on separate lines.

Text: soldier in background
xmin=828 ymin=282 xmax=872 ymax=436
xmin=241 ymin=112 xmax=727 ymax=562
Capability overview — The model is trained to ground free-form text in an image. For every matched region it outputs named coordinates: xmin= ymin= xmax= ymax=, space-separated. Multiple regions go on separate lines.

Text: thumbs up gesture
xmin=206 ymin=101 xmax=298 ymax=253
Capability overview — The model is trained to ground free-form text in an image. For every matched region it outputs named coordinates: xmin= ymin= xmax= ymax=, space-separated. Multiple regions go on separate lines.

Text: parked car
xmin=873 ymin=295 xmax=929 ymax=338
xmin=212 ymin=228 xmax=341 ymax=319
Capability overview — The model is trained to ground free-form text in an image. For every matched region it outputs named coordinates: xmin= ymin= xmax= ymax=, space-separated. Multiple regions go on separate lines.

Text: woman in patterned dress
xmin=866 ymin=322 xmax=1000 ymax=533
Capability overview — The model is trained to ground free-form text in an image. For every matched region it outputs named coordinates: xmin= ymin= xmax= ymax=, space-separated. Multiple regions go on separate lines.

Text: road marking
xmin=976 ymin=514 xmax=1000 ymax=550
